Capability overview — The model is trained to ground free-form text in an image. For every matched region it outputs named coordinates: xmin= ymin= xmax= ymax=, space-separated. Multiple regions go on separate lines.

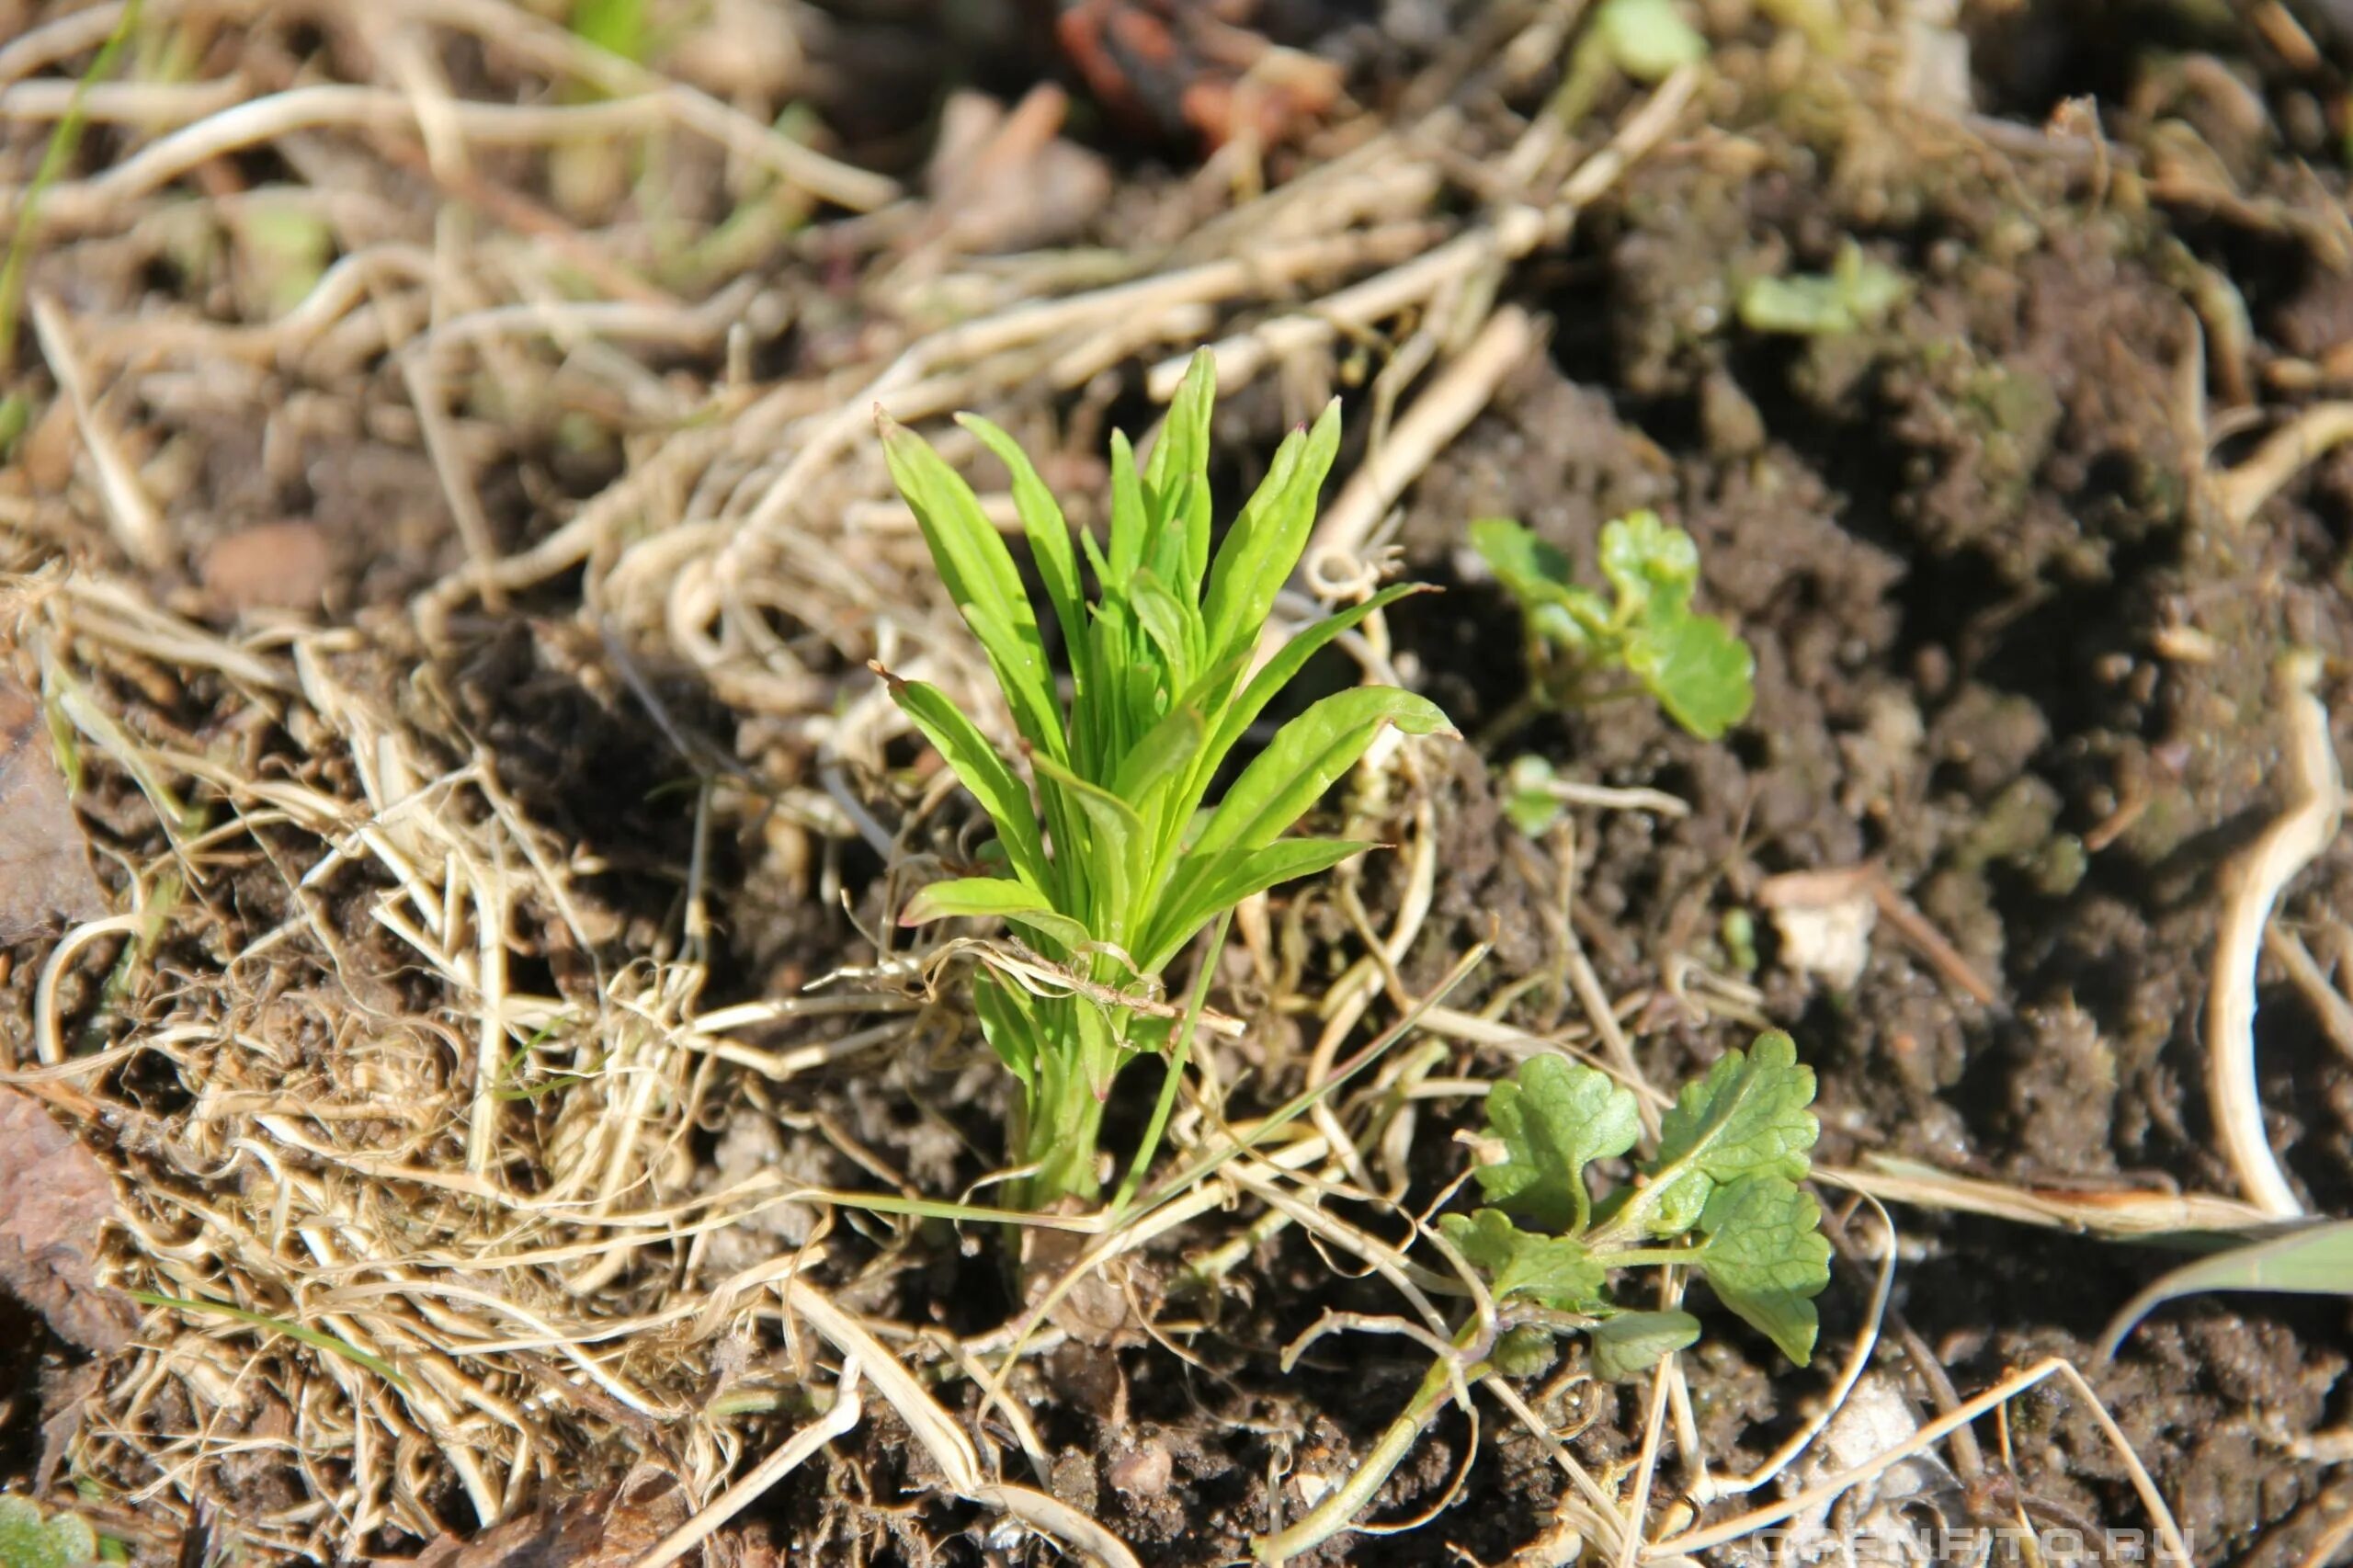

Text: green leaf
xmin=1144 ymin=352 xmax=1217 ymax=594
xmin=972 ymin=971 xmax=1040 ymax=1091
xmin=1191 ymin=584 xmax=1429 ymax=787
xmin=901 ymin=876 xmax=1091 ymax=952
xmin=1473 ymin=1053 xmax=1642 ymax=1233
xmin=1597 ymin=511 xmax=1699 ymax=625
xmin=881 ymin=421 xmax=1064 ymax=759
xmin=1112 ymin=703 xmax=1206 ymax=808
xmin=2099 ymin=1220 xmax=2353 ymax=1358
xmin=1627 ymin=604 xmax=1754 ymax=740
xmin=1693 ymin=1176 xmax=1831 ymax=1366
xmin=1139 ymin=837 xmax=1370 ymax=974
xmin=1470 ymin=517 xmax=1578 ymax=608
xmin=1489 ymin=1324 xmax=1560 ymax=1379
xmin=1589 ymin=1310 xmax=1703 ymax=1380
xmin=1503 ymin=755 xmax=1565 ymax=837
xmin=1633 ymin=1031 xmax=1818 ymax=1238
xmin=1130 ymin=569 xmax=1199 ymax=691
xmin=884 ymin=676 xmax=1051 ymax=897
xmin=1591 ymin=0 xmax=1708 ymax=79
xmin=1737 ymin=242 xmax=1911 ymax=337
xmin=1029 ymin=750 xmax=1142 ymax=938
xmin=1201 ymin=401 xmax=1341 ymax=668
xmin=1190 ymin=687 xmax=1451 ymax=863
xmin=1106 ymin=428 xmax=1148 ymax=587
xmin=0 ymin=1495 xmax=98 ymax=1568
xmin=960 ymin=414 xmax=1089 ymax=691
xmin=1440 ymin=1208 xmax=1609 ymax=1313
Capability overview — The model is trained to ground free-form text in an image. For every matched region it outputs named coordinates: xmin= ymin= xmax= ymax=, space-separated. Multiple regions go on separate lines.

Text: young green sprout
xmin=1259 ymin=1034 xmax=1831 ymax=1562
xmin=1472 ymin=511 xmax=1755 ymax=743
xmin=878 ymin=353 xmax=1451 ymax=1210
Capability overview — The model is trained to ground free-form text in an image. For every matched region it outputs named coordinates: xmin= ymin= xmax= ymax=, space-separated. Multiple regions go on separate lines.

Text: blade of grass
xmin=127 ymin=1289 xmax=412 ymax=1391
xmin=0 ymin=0 xmax=142 ymax=374
xmin=1108 ymin=910 xmax=1231 ymax=1220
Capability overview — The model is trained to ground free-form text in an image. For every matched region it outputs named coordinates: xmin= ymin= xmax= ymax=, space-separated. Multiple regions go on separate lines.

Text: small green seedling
xmin=1738 ymin=239 xmax=1911 ymax=337
xmin=0 ymin=1495 xmax=98 ymax=1568
xmin=1472 ymin=511 xmax=1754 ymax=741
xmin=1448 ymin=1033 xmax=1831 ymax=1371
xmin=881 ymin=352 xmax=1450 ymax=1210
xmin=1257 ymin=1034 xmax=1828 ymax=1562
xmin=1551 ymin=0 xmax=1709 ymax=126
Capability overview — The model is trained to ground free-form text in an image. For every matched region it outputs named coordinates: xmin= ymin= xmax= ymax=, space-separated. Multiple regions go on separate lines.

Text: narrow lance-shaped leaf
xmin=1200 ymin=401 xmax=1340 ymax=667
xmin=2100 ymin=1219 xmax=2353 ymax=1358
xmin=882 ymin=673 xmax=1051 ymax=897
xmin=960 ymin=413 xmax=1090 ymax=695
xmin=1106 ymin=428 xmax=1149 ymax=588
xmin=1111 ymin=703 xmax=1205 ymax=810
xmin=1139 ymin=836 xmax=1370 ymax=974
xmin=1189 ymin=686 xmax=1452 ymax=863
xmin=1181 ymin=584 xmax=1432 ymax=826
xmin=972 ymin=972 xmax=1039 ymax=1091
xmin=901 ymin=875 xmax=1092 ymax=954
xmin=880 ymin=419 xmax=1065 ymax=759
xmin=1029 ymin=750 xmax=1142 ymax=943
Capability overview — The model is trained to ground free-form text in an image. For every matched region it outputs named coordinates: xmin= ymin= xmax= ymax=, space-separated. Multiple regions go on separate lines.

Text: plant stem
xmin=1254 ymin=1327 xmax=1486 ymax=1563
xmin=1017 ymin=1036 xmax=1110 ymax=1210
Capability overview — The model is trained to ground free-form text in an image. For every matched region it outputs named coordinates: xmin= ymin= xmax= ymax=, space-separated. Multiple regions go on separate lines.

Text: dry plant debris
xmin=0 ymin=672 xmax=106 ymax=944
xmin=0 ymin=1085 xmax=132 ymax=1356
xmin=5 ymin=0 xmax=2335 ymax=1562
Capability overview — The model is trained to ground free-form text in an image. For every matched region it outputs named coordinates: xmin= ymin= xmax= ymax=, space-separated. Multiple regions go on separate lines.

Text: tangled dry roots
xmin=1 ymin=571 xmax=909 ymax=1556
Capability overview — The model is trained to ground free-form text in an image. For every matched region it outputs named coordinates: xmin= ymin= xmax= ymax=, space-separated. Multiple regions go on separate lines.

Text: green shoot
xmin=1550 ymin=0 xmax=1708 ymax=126
xmin=1738 ymin=239 xmax=1911 ymax=336
xmin=0 ymin=0 xmax=142 ymax=382
xmin=0 ymin=1495 xmax=97 ymax=1568
xmin=1448 ymin=1033 xmax=1829 ymax=1369
xmin=1472 ymin=511 xmax=1754 ymax=742
xmin=881 ymin=352 xmax=1451 ymax=1210
xmin=1256 ymin=1034 xmax=1827 ymax=1562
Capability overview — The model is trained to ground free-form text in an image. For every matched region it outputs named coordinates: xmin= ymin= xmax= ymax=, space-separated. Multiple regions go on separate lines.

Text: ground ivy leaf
xmin=1639 ymin=1031 xmax=1817 ymax=1237
xmin=1474 ymin=1053 xmax=1642 ymax=1233
xmin=1627 ymin=604 xmax=1753 ymax=741
xmin=1439 ymin=1209 xmax=1609 ymax=1313
xmin=1596 ymin=511 xmax=1699 ymax=623
xmin=1693 ymin=1176 xmax=1831 ymax=1366
xmin=1589 ymin=1310 xmax=1702 ymax=1381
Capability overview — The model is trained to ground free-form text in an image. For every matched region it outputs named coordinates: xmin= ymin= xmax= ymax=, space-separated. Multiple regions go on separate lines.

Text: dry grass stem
xmin=2208 ymin=653 xmax=2339 ymax=1216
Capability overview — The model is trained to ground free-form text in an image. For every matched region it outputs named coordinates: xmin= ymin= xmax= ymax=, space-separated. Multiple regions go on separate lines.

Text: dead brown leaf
xmin=397 ymin=1464 xmax=689 ymax=1568
xmin=0 ymin=675 xmax=107 ymax=945
xmin=0 ymin=1085 xmax=132 ymax=1353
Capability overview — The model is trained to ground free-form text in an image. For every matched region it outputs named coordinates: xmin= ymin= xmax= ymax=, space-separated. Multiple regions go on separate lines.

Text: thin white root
xmin=2215 ymin=403 xmax=2353 ymax=528
xmin=2209 ymin=653 xmax=2340 ymax=1218
xmin=28 ymin=294 xmax=168 ymax=567
xmin=627 ymin=1356 xmax=864 ymax=1568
